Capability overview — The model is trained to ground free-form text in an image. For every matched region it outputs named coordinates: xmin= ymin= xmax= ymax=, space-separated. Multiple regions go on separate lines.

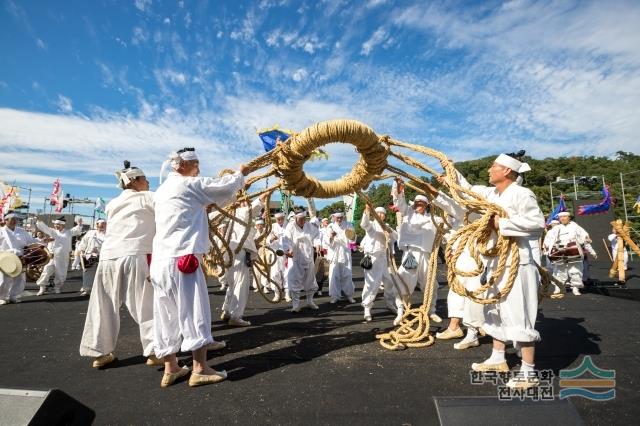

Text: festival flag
xmin=257 ymin=125 xmax=329 ymax=160
xmin=50 ymin=178 xmax=64 ymax=213
xmin=257 ymin=126 xmax=293 ymax=152
xmin=95 ymin=197 xmax=106 ymax=214
xmin=0 ymin=186 xmax=15 ymax=221
xmin=578 ymin=185 xmax=612 ymax=216
xmin=546 ymin=194 xmax=567 ymax=225
xmin=343 ymin=192 xmax=358 ymax=223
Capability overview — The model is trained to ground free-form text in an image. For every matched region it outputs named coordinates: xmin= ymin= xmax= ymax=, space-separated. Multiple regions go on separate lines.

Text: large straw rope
xmin=206 ymin=118 xmax=561 ymax=349
xmin=609 ymin=219 xmax=640 ymax=282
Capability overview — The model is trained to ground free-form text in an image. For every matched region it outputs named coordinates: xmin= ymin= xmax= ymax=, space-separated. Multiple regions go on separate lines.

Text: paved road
xmin=0 ymin=258 xmax=638 ymax=425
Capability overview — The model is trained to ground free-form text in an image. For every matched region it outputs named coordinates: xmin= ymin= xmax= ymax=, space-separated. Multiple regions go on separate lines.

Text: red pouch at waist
xmin=177 ymin=254 xmax=199 ymax=274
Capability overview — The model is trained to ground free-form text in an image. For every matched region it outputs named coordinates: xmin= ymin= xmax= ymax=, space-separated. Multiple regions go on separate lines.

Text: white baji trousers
xmin=222 ymin=255 xmax=252 ymax=320
xmin=552 ymin=261 xmax=584 ymax=289
xmin=0 ymin=272 xmax=26 ymax=301
xmin=361 ymin=252 xmax=396 ymax=310
xmin=36 ymin=253 xmax=70 ymax=290
xmin=328 ymin=261 xmax=353 ymax=299
xmin=79 ymin=254 xmax=155 ymax=357
xmin=482 ymin=263 xmax=540 ymax=343
xmin=150 ymin=255 xmax=213 ymax=358
xmin=396 ymin=248 xmax=437 ymax=314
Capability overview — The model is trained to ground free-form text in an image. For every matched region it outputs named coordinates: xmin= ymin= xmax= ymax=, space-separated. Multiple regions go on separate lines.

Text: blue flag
xmin=258 ymin=128 xmax=292 ymax=152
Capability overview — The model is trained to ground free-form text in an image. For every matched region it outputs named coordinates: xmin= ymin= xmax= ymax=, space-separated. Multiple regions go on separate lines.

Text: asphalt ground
xmin=0 ymin=256 xmax=638 ymax=425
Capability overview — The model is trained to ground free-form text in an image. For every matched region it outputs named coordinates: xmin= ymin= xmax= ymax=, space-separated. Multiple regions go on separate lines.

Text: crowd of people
xmin=0 ymin=148 xmax=629 ymax=390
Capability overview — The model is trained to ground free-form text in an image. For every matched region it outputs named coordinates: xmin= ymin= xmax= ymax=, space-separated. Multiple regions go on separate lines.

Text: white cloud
xmin=366 ymin=0 xmax=388 ymax=8
xmin=56 ymin=95 xmax=73 ymax=113
xmin=291 ymin=68 xmax=308 ymax=82
xmin=361 ymin=27 xmax=388 ymax=55
xmin=134 ymin=0 xmax=151 ymax=12
xmin=131 ymin=26 xmax=148 ymax=45
xmin=163 ymin=17 xmax=171 ymax=25
xmin=35 ymin=38 xmax=46 ymax=49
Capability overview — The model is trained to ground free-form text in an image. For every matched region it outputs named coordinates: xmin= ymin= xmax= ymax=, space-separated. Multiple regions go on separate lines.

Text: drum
xmin=549 ymin=241 xmax=582 ymax=263
xmin=20 ymin=244 xmax=51 ymax=268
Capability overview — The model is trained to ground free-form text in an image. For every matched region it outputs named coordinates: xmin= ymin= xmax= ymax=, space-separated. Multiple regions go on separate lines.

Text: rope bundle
xmin=206 ymin=118 xmax=562 ymax=349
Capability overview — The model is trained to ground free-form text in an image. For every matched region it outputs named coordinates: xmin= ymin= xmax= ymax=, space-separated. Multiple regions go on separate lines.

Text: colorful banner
xmin=578 ymin=185 xmax=612 ymax=216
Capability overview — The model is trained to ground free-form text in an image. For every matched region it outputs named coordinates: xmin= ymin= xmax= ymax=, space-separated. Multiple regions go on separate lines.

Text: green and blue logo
xmin=559 ymin=356 xmax=615 ymax=401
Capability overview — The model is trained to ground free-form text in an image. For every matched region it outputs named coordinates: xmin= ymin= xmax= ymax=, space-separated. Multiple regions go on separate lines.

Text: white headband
xmin=332 ymin=212 xmax=344 ymax=218
xmin=495 ymin=154 xmax=531 ymax=173
xmin=159 ymin=150 xmax=199 ymax=184
xmin=375 ymin=207 xmax=386 ymax=214
xmin=295 ymin=211 xmax=307 ymax=218
xmin=3 ymin=213 xmax=17 ymax=220
xmin=414 ymin=195 xmax=429 ymax=204
xmin=115 ymin=168 xmax=146 ymax=189
xmin=274 ymin=212 xmax=285 ymax=219
xmin=96 ymin=219 xmax=106 ymax=224
xmin=255 ymin=219 xmax=265 ymax=225
xmin=557 ymin=212 xmax=571 ymax=217
xmin=52 ymin=220 xmax=65 ymax=225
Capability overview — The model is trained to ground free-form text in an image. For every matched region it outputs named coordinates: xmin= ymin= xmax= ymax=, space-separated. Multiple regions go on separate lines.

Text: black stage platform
xmin=0 ymin=258 xmax=637 ymax=425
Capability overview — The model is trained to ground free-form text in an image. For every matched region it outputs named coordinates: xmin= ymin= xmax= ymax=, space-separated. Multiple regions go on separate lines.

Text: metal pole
xmin=549 ymin=182 xmax=554 ymax=210
xmin=620 ymin=172 xmax=628 ymax=221
xmin=26 ymin=188 xmax=32 ymax=215
xmin=573 ymin=175 xmax=578 ymax=200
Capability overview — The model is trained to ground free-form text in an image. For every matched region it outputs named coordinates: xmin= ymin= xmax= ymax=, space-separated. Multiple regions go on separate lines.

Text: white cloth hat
xmin=321 ymin=217 xmax=329 ymax=222
xmin=274 ymin=212 xmax=285 ymax=219
xmin=414 ymin=195 xmax=429 ymax=204
xmin=255 ymin=219 xmax=265 ymax=225
xmin=332 ymin=212 xmax=344 ymax=218
xmin=52 ymin=216 xmax=66 ymax=225
xmin=3 ymin=212 xmax=17 ymax=220
xmin=96 ymin=218 xmax=106 ymax=224
xmin=295 ymin=211 xmax=307 ymax=218
xmin=374 ymin=207 xmax=386 ymax=214
xmin=495 ymin=154 xmax=531 ymax=173
xmin=115 ymin=162 xmax=146 ymax=189
xmin=557 ymin=211 xmax=571 ymax=217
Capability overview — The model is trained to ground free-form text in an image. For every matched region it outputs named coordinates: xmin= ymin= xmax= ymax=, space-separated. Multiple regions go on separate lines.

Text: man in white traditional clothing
xmin=221 ymin=197 xmax=264 ymax=326
xmin=79 ymin=162 xmax=160 ymax=368
xmin=283 ymin=210 xmax=321 ymax=312
xmin=392 ymin=181 xmax=443 ymax=326
xmin=0 ymin=212 xmax=39 ymax=304
xmin=360 ymin=205 xmax=398 ymax=321
xmin=449 ymin=153 xmax=545 ymax=389
xmin=543 ymin=211 xmax=596 ymax=295
xmin=36 ymin=216 xmax=83 ymax=295
xmin=76 ymin=218 xmax=107 ymax=296
xmin=151 ymin=147 xmax=247 ymax=388
xmin=252 ymin=218 xmax=268 ymax=294
xmin=326 ymin=212 xmax=355 ymax=304
xmin=267 ymin=211 xmax=287 ymax=302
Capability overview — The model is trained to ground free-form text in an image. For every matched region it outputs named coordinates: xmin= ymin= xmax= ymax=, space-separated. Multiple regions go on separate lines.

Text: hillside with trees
xmin=315 ymin=151 xmax=640 ymax=239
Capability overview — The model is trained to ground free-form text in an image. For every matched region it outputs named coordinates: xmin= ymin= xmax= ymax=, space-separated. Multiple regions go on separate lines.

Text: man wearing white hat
xmin=392 ymin=180 xmax=442 ymax=325
xmin=79 ymin=161 xmax=160 ymax=369
xmin=221 ymin=197 xmax=265 ymax=326
xmin=35 ymin=216 xmax=83 ymax=295
xmin=0 ymin=212 xmax=39 ymax=304
xmin=151 ymin=147 xmax=247 ymax=387
xmin=267 ymin=211 xmax=287 ymax=302
xmin=448 ymin=152 xmax=545 ymax=389
xmin=544 ymin=211 xmax=596 ymax=295
xmin=283 ymin=210 xmax=321 ymax=312
xmin=76 ymin=218 xmax=107 ymax=296
xmin=360 ymin=205 xmax=398 ymax=321
xmin=326 ymin=211 xmax=356 ymax=304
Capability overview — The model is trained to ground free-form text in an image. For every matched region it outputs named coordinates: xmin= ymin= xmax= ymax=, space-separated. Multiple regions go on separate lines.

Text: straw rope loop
xmin=272 ymin=119 xmax=389 ymax=198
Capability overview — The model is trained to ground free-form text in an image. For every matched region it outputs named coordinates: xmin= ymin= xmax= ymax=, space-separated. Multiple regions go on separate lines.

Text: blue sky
xmin=1 ymin=0 xmax=640 ymax=216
